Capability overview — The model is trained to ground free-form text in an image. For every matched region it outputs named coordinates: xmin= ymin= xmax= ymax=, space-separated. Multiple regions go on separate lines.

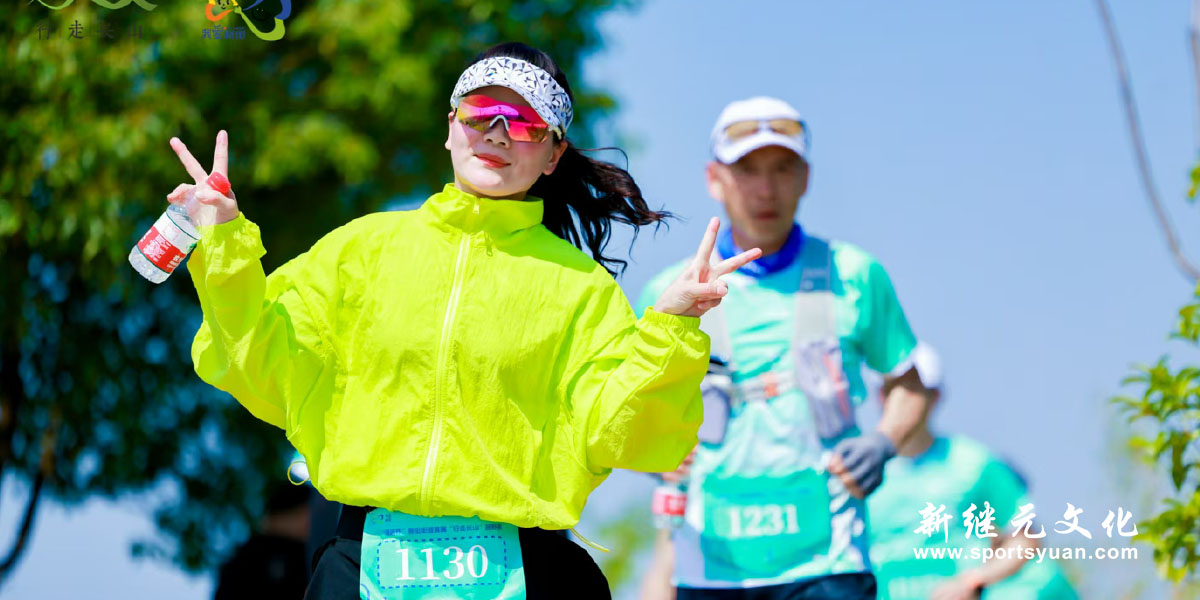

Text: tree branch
xmin=0 ymin=472 xmax=44 ymax=585
xmin=0 ymin=346 xmax=23 ymax=526
xmin=0 ymin=344 xmax=22 ymax=492
xmin=0 ymin=239 xmax=29 ymax=519
xmin=1095 ymin=0 xmax=1200 ymax=283
xmin=1191 ymin=0 xmax=1200 ymax=149
xmin=0 ymin=412 xmax=58 ymax=587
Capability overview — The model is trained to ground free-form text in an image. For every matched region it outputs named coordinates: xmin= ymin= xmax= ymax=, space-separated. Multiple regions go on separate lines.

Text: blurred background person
xmin=214 ymin=482 xmax=313 ymax=600
xmin=635 ymin=96 xmax=931 ymax=599
xmin=866 ymin=342 xmax=1079 ymax=600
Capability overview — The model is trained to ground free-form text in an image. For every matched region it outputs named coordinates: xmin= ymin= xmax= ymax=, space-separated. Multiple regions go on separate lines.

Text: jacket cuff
xmin=640 ymin=307 xmax=701 ymax=333
xmin=195 ymin=213 xmax=266 ymax=274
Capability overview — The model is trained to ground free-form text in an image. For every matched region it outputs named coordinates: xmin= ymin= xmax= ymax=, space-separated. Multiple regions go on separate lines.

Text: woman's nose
xmin=484 ymin=120 xmax=511 ymax=147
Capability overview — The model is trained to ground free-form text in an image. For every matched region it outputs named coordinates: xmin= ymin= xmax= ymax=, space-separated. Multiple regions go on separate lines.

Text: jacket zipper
xmin=420 ymin=201 xmax=479 ymax=514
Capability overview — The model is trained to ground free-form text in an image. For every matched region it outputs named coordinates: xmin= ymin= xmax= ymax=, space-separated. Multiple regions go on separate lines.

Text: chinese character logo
xmin=206 ymin=0 xmax=292 ymax=41
xmin=34 ymin=0 xmax=293 ymax=41
xmin=914 ymin=502 xmax=954 ymax=543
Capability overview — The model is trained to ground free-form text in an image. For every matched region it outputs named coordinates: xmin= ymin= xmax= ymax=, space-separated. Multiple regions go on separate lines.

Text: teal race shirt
xmin=636 ymin=228 xmax=917 ymax=588
xmin=866 ymin=435 xmax=1079 ymax=599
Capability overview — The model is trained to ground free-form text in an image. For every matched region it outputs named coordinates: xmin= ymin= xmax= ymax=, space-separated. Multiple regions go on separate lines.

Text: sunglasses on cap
xmin=722 ymin=118 xmax=807 ymax=141
xmin=454 ymin=94 xmax=552 ymax=143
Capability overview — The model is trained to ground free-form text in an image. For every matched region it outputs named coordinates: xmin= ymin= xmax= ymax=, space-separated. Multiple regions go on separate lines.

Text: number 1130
xmin=394 ymin=545 xmax=489 ymax=581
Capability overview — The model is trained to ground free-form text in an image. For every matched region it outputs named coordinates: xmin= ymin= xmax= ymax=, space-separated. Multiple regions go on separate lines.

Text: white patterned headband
xmin=450 ymin=56 xmax=574 ymax=137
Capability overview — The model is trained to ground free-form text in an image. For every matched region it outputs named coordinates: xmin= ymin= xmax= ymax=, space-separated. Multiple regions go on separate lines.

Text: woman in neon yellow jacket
xmin=165 ymin=42 xmax=760 ymax=599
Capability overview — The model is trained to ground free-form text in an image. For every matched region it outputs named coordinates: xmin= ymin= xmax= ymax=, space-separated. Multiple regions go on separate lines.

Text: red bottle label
xmin=136 ymin=225 xmax=186 ymax=273
xmin=652 ymin=487 xmax=687 ymax=517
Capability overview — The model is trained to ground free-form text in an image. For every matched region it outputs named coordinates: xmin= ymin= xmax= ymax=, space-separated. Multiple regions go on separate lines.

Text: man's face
xmin=706 ymin=146 xmax=809 ymax=249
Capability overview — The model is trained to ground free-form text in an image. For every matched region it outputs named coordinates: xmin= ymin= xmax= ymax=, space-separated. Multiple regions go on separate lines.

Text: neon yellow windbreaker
xmin=189 ymin=183 xmax=707 ymax=529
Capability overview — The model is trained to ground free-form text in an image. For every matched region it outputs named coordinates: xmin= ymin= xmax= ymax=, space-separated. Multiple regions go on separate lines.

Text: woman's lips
xmin=475 ymin=153 xmax=510 ymax=168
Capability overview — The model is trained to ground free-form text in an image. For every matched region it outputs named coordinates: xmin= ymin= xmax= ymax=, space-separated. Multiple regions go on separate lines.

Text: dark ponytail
xmin=470 ymin=42 xmax=671 ymax=277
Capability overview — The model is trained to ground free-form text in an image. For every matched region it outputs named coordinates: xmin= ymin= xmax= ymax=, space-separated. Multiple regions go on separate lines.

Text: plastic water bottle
xmin=652 ymin=483 xmax=687 ymax=530
xmin=130 ymin=172 xmax=231 ymax=283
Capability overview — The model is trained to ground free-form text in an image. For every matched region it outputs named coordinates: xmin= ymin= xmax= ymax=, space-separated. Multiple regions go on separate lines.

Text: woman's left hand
xmin=652 ymin=217 xmax=761 ymax=317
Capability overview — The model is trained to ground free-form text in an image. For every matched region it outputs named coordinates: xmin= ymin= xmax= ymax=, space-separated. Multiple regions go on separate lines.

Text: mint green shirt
xmin=867 ymin=435 xmax=1078 ymax=599
xmin=637 ymin=233 xmax=918 ymax=588
xmin=638 ymin=237 xmax=915 ymax=400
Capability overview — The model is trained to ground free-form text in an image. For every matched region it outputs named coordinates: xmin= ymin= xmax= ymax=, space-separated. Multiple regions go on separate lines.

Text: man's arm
xmin=878 ymin=366 xmax=931 ymax=450
xmin=930 ymin=532 xmax=1038 ymax=600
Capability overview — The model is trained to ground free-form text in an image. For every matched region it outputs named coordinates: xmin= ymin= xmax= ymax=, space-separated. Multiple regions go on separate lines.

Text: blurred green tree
xmin=1097 ymin=0 xmax=1200 ymax=586
xmin=588 ymin=496 xmax=657 ymax=597
xmin=0 ymin=0 xmax=633 ymax=584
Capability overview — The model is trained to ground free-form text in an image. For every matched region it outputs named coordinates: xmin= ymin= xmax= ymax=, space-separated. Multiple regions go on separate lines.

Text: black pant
xmin=677 ymin=573 xmax=877 ymax=600
xmin=303 ymin=506 xmax=611 ymax=600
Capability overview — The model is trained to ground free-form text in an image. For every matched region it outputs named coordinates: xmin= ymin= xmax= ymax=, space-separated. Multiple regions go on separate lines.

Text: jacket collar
xmin=421 ymin=184 xmax=544 ymax=238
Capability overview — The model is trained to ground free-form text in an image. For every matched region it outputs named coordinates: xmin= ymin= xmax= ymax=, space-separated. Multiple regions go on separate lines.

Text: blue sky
xmin=3 ymin=1 xmax=1197 ymax=598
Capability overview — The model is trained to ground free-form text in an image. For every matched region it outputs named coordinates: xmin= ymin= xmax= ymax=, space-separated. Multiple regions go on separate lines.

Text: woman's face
xmin=446 ymin=85 xmax=567 ymax=200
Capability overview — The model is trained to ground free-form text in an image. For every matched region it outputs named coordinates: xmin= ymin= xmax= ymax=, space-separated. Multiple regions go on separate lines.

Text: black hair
xmin=467 ymin=42 xmax=671 ymax=277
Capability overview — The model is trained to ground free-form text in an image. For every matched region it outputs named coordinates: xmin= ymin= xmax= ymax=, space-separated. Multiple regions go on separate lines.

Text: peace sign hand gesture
xmin=166 ymin=130 xmax=239 ymax=226
xmin=652 ymin=217 xmax=761 ymax=317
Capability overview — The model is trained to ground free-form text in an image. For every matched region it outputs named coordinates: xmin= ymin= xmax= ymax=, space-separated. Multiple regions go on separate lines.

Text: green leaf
xmin=1189 ymin=160 xmax=1200 ymax=201
xmin=1170 ymin=434 xmax=1188 ymax=489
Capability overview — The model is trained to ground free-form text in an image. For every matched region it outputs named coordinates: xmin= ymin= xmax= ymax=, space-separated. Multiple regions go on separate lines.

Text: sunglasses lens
xmin=456 ymin=112 xmax=493 ymax=132
xmin=723 ymin=119 xmax=806 ymax=142
xmin=723 ymin=120 xmax=761 ymax=140
xmin=768 ymin=119 xmax=805 ymax=137
xmin=505 ymin=121 xmax=550 ymax=143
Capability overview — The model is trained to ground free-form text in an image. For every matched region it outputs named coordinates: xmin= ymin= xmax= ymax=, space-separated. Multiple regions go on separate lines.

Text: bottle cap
xmin=206 ymin=171 xmax=232 ymax=196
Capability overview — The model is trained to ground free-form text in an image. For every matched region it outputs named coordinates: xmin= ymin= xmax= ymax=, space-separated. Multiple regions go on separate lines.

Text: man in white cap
xmin=635 ymin=97 xmax=932 ymax=599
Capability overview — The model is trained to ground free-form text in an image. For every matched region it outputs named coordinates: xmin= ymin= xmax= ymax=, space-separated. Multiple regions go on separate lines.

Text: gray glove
xmin=831 ymin=431 xmax=896 ymax=496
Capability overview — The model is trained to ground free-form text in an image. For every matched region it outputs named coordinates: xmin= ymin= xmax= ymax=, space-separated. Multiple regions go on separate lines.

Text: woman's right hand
xmin=167 ymin=130 xmax=239 ymax=225
xmin=651 ymin=217 xmax=760 ymax=317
